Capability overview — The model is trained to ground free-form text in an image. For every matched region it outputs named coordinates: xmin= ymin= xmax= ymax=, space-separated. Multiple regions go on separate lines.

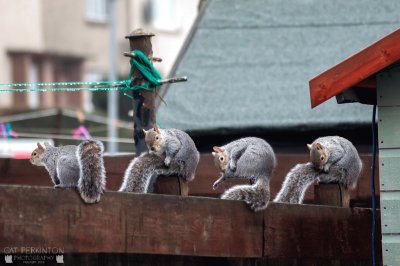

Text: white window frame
xmin=151 ymin=0 xmax=181 ymax=32
xmin=86 ymin=0 xmax=108 ymax=24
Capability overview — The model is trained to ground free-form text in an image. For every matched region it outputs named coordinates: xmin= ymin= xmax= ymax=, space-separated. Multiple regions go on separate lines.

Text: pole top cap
xmin=125 ymin=28 xmax=155 ymax=39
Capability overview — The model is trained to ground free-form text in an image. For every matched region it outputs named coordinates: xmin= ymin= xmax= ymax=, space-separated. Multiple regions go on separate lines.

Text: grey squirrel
xmin=212 ymin=137 xmax=276 ymax=189
xmin=144 ymin=125 xmax=200 ymax=182
xmin=30 ymin=142 xmax=79 ymax=188
xmin=274 ymin=136 xmax=362 ymax=204
xmin=273 ymin=162 xmax=318 ymax=204
xmin=119 ymin=126 xmax=200 ymax=192
xmin=307 ymin=136 xmax=362 ymax=189
xmin=211 ymin=137 xmax=276 ymax=211
xmin=30 ymin=140 xmax=106 ymax=203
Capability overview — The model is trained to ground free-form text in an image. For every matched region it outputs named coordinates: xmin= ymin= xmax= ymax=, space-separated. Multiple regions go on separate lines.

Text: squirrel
xmin=273 ymin=162 xmax=318 ymax=204
xmin=307 ymin=136 xmax=362 ymax=189
xmin=211 ymin=137 xmax=276 ymax=212
xmin=30 ymin=140 xmax=106 ymax=204
xmin=76 ymin=139 xmax=107 ymax=203
xmin=143 ymin=125 xmax=200 ymax=182
xmin=119 ymin=125 xmax=200 ymax=193
xmin=30 ymin=142 xmax=79 ymax=188
xmin=211 ymin=137 xmax=277 ymax=189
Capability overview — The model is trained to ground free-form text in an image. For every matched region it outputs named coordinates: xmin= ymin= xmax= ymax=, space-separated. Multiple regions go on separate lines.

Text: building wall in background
xmin=0 ymin=0 xmax=44 ymax=108
xmin=0 ymin=0 xmax=199 ymax=112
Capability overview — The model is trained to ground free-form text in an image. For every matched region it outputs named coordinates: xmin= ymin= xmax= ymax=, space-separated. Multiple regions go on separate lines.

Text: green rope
xmin=0 ymin=49 xmax=162 ymax=95
xmin=0 ymin=80 xmax=129 ymax=93
xmin=0 ymin=86 xmax=128 ymax=93
xmin=0 ymin=80 xmax=122 ymax=88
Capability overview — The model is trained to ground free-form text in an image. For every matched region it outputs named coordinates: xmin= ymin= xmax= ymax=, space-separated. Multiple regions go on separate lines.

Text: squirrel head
xmin=30 ymin=142 xmax=46 ymax=166
xmin=212 ymin=146 xmax=229 ymax=172
xmin=307 ymin=142 xmax=328 ymax=170
xmin=143 ymin=124 xmax=165 ymax=156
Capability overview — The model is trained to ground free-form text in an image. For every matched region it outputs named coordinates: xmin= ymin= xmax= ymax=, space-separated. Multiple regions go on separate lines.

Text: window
xmin=151 ymin=0 xmax=181 ymax=32
xmin=86 ymin=0 xmax=107 ymax=23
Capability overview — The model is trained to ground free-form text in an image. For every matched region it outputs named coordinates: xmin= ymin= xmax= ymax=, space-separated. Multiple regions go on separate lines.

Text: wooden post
xmin=125 ymin=29 xmax=157 ymax=155
xmin=178 ymin=177 xmax=189 ymax=197
xmin=124 ymin=29 xmax=190 ymax=196
xmin=314 ymin=183 xmax=350 ymax=207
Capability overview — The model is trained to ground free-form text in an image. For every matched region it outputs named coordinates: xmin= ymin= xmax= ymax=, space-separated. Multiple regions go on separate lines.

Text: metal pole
xmin=107 ymin=0 xmax=118 ymax=153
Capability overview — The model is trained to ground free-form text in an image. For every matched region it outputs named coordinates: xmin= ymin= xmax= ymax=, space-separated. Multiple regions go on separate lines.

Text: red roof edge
xmin=309 ymin=28 xmax=400 ymax=108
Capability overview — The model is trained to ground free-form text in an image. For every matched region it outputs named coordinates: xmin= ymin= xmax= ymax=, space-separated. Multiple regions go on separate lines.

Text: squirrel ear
xmin=37 ymin=142 xmax=44 ymax=149
xmin=153 ymin=124 xmax=160 ymax=133
xmin=142 ymin=129 xmax=147 ymax=136
xmin=213 ymin=146 xmax=224 ymax=153
xmin=44 ymin=142 xmax=53 ymax=148
xmin=316 ymin=143 xmax=323 ymax=150
xmin=307 ymin=144 xmax=312 ymax=150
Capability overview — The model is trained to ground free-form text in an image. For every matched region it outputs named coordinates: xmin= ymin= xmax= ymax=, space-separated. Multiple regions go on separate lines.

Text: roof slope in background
xmin=157 ymin=0 xmax=400 ymax=132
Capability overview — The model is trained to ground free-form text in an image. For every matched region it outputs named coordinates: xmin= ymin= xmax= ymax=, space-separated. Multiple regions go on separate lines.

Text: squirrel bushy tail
xmin=273 ymin=163 xmax=318 ymax=204
xmin=221 ymin=177 xmax=270 ymax=212
xmin=76 ymin=140 xmax=106 ymax=203
xmin=119 ymin=152 xmax=191 ymax=193
xmin=119 ymin=152 xmax=165 ymax=193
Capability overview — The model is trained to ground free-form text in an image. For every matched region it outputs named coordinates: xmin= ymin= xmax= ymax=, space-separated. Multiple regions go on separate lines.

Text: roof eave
xmin=309 ymin=28 xmax=400 ymax=108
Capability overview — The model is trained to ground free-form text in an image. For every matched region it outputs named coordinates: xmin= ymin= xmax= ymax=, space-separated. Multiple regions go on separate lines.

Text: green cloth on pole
xmin=128 ymin=50 xmax=162 ymax=91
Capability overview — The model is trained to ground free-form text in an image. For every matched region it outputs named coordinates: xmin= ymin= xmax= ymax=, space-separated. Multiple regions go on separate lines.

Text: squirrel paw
xmin=229 ymin=162 xmax=237 ymax=172
xmin=212 ymin=175 xmax=226 ymax=190
xmin=164 ymin=157 xmax=171 ymax=167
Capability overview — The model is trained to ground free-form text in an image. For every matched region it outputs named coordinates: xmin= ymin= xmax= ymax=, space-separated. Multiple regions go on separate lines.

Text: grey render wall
xmin=157 ymin=0 xmax=400 ymax=132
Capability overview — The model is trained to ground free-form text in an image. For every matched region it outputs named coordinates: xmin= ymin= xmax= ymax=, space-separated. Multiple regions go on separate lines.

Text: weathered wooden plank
xmin=379 ymin=149 xmax=400 ymax=191
xmin=0 ymin=185 xmax=380 ymax=260
xmin=314 ymin=184 xmax=350 ymax=207
xmin=309 ymin=28 xmax=400 ymax=108
xmin=0 ymin=185 xmax=263 ymax=257
xmin=378 ymin=106 xmax=400 ymax=149
xmin=381 ymin=192 xmax=400 ymax=234
xmin=264 ymin=203 xmax=381 ymax=260
xmin=382 ymin=235 xmax=400 ymax=266
xmin=377 ymin=68 xmax=400 ymax=107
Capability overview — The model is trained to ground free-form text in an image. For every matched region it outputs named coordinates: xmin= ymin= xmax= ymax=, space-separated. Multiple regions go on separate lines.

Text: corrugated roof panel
xmin=157 ymin=0 xmax=400 ymax=132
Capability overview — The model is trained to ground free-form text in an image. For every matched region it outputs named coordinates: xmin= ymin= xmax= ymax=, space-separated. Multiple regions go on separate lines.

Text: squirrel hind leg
xmin=250 ymin=202 xmax=269 ymax=212
xmin=185 ymin=173 xmax=196 ymax=182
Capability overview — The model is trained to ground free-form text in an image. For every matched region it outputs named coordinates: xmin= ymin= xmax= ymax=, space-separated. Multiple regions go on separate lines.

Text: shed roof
xmin=309 ymin=28 xmax=400 ymax=108
xmin=157 ymin=0 xmax=400 ymax=133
